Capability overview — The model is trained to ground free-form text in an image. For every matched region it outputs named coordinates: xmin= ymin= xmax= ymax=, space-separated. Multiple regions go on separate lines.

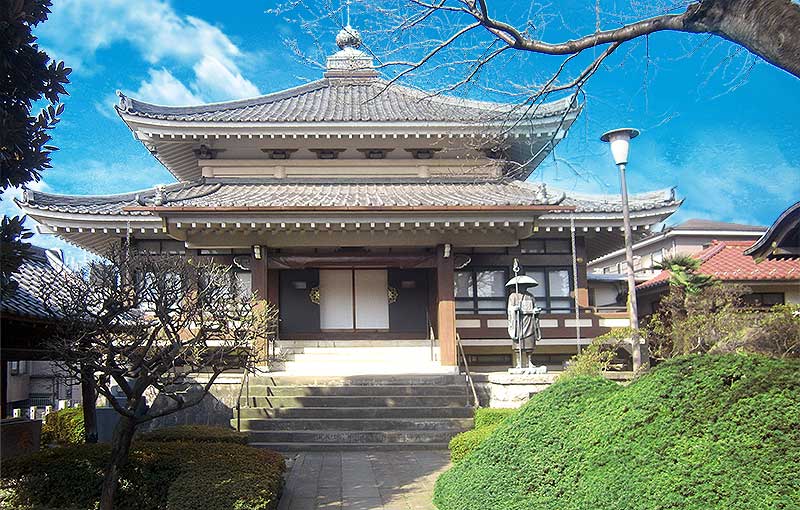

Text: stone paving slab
xmin=278 ymin=451 xmax=450 ymax=510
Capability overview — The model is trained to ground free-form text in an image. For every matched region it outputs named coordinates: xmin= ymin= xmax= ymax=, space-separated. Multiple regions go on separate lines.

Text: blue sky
xmin=5 ymin=0 xmax=798 ymax=264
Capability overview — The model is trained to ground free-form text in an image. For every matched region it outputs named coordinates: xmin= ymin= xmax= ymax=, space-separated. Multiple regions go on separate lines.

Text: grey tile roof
xmin=1 ymin=247 xmax=69 ymax=320
xmin=20 ymin=179 xmax=680 ymax=216
xmin=551 ymin=187 xmax=680 ymax=214
xmin=671 ymin=219 xmax=766 ymax=231
xmin=116 ymin=78 xmax=575 ymax=124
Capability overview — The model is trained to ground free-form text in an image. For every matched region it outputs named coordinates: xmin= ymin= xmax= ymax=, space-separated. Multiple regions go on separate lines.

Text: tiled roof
xmin=554 ymin=188 xmax=679 ymax=214
xmin=1 ymin=247 xmax=69 ymax=321
xmin=671 ymin=219 xmax=766 ymax=232
xmin=116 ymin=78 xmax=575 ymax=124
xmin=20 ymin=179 xmax=680 ymax=216
xmin=638 ymin=240 xmax=800 ymax=290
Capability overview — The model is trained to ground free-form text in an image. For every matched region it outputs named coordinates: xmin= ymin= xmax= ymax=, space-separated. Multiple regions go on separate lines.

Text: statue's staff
xmin=512 ymin=258 xmax=522 ymax=369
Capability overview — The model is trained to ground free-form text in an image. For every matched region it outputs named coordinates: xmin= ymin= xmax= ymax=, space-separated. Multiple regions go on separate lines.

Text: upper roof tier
xmin=114 ymin=24 xmax=580 ymax=182
xmin=116 ymin=79 xmax=575 ymax=125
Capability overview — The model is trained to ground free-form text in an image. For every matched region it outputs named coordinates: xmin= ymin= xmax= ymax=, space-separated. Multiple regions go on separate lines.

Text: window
xmin=9 ymin=361 xmax=27 ymax=375
xmin=520 ymin=239 xmax=571 ymax=254
xmin=455 ymin=268 xmax=507 ymax=315
xmin=741 ymin=292 xmax=785 ymax=308
xmin=524 ymin=267 xmax=573 ymax=314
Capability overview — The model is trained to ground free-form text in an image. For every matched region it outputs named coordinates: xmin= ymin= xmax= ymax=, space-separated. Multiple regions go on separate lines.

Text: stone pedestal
xmin=487 ymin=373 xmax=559 ymax=408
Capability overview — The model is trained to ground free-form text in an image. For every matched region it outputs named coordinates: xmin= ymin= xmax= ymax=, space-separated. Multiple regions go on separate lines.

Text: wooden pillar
xmin=436 ymin=245 xmax=457 ymax=366
xmin=575 ymin=236 xmax=589 ymax=307
xmin=1 ymin=359 xmax=8 ymax=418
xmin=251 ymin=245 xmax=268 ymax=301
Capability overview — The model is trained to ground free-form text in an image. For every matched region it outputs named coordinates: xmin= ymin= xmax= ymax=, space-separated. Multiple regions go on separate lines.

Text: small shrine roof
xmin=19 ymin=179 xmax=679 ymax=216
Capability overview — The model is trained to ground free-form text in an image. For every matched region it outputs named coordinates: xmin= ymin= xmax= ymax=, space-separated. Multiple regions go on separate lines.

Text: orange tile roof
xmin=638 ymin=240 xmax=800 ymax=290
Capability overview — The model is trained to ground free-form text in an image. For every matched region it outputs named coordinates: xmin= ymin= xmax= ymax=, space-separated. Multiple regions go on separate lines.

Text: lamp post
xmin=600 ymin=128 xmax=646 ymax=371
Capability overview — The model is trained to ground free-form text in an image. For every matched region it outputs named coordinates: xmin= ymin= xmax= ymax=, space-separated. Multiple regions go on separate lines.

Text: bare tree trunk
xmin=685 ymin=0 xmax=800 ymax=78
xmin=80 ymin=365 xmax=98 ymax=443
xmin=99 ymin=414 xmax=136 ymax=510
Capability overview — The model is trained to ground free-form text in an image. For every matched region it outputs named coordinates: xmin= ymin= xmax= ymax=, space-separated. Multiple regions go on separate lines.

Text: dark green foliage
xmin=41 ymin=406 xmax=85 ymax=445
xmin=1 ymin=0 xmax=71 ymax=191
xmin=0 ymin=215 xmax=33 ymax=294
xmin=1 ymin=441 xmax=285 ymax=510
xmin=1 ymin=0 xmax=70 ymax=290
xmin=449 ymin=408 xmax=517 ymax=463
xmin=136 ymin=424 xmax=248 ymax=444
xmin=434 ymin=354 xmax=800 ymax=510
xmin=655 ymin=254 xmax=714 ymax=294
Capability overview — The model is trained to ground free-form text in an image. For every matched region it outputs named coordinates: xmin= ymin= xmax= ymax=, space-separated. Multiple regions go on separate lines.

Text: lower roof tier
xmin=20 ymin=178 xmax=678 ymax=215
xmin=17 ymin=178 xmax=682 ymax=256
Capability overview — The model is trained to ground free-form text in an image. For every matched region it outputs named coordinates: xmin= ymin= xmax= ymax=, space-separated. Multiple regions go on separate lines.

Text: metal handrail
xmin=235 ymin=369 xmax=250 ymax=432
xmin=457 ymin=333 xmax=480 ymax=408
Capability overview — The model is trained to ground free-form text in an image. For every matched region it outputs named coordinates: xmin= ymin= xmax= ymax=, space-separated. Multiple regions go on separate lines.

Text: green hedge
xmin=136 ymin=424 xmax=248 ymax=444
xmin=473 ymin=408 xmax=517 ymax=429
xmin=434 ymin=354 xmax=800 ymax=510
xmin=41 ymin=407 xmax=85 ymax=445
xmin=449 ymin=408 xmax=517 ymax=463
xmin=1 ymin=441 xmax=285 ymax=510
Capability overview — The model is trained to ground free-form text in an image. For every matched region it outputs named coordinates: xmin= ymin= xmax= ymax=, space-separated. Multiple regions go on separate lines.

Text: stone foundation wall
xmin=138 ymin=373 xmax=243 ymax=433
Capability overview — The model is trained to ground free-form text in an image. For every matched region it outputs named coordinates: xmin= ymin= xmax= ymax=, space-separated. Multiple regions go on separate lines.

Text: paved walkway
xmin=277 ymin=451 xmax=450 ymax=510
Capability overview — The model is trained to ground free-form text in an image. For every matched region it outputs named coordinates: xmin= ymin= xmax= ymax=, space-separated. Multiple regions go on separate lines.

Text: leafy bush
xmin=711 ymin=304 xmax=800 ymax=358
xmin=647 ymin=284 xmax=800 ymax=360
xmin=473 ymin=407 xmax=517 ymax=429
xmin=1 ymin=441 xmax=285 ymax=510
xmin=449 ymin=408 xmax=517 ymax=463
xmin=562 ymin=328 xmax=631 ymax=378
xmin=449 ymin=423 xmax=501 ymax=463
xmin=41 ymin=407 xmax=85 ymax=445
xmin=434 ymin=354 xmax=800 ymax=510
xmin=136 ymin=424 xmax=248 ymax=444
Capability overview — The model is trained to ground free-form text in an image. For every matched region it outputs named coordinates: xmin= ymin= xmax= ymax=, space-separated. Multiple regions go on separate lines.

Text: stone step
xmin=235 ymin=406 xmax=474 ymax=419
xmin=243 ymin=384 xmax=468 ymax=397
xmin=234 ymin=417 xmax=474 ymax=431
xmin=249 ymin=374 xmax=464 ymax=386
xmin=275 ymin=363 xmax=446 ymax=375
xmin=239 ymin=395 xmax=470 ymax=408
xmin=276 ymin=340 xmax=432 ymax=348
xmin=249 ymin=442 xmax=451 ymax=452
xmin=245 ymin=429 xmax=463 ymax=444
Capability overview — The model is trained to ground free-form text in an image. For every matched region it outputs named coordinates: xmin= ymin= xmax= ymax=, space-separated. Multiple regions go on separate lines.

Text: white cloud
xmin=193 ymin=56 xmax=259 ymax=100
xmin=37 ymin=0 xmax=260 ymax=103
xmin=134 ymin=68 xmax=203 ymax=106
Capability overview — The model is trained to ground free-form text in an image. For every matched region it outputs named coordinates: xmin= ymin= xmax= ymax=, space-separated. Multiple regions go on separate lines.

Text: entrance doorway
xmin=319 ymin=269 xmax=390 ymax=330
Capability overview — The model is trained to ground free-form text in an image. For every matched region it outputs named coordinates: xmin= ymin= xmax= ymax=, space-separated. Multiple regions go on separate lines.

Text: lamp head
xmin=600 ymin=128 xmax=640 ymax=166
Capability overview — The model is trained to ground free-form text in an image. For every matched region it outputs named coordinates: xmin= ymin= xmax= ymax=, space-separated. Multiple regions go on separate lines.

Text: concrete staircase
xmin=232 ymin=373 xmax=474 ymax=451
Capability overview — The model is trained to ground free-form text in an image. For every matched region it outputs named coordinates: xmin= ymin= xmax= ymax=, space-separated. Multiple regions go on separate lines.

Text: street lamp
xmin=600 ymin=128 xmax=647 ymax=371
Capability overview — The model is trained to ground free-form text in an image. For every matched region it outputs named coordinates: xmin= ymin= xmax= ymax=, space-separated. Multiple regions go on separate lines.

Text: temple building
xmin=18 ymin=26 xmax=681 ymax=372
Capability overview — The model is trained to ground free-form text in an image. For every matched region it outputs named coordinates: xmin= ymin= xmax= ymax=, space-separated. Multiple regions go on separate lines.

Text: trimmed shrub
xmin=1 ymin=441 xmax=285 ymax=510
xmin=449 ymin=408 xmax=517 ymax=463
xmin=434 ymin=354 xmax=800 ymax=510
xmin=136 ymin=424 xmax=248 ymax=444
xmin=449 ymin=423 xmax=501 ymax=463
xmin=473 ymin=407 xmax=517 ymax=429
xmin=41 ymin=406 xmax=85 ymax=445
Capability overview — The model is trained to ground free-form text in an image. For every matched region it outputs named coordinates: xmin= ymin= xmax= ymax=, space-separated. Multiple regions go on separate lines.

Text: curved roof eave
xmin=744 ymin=201 xmax=800 ymax=259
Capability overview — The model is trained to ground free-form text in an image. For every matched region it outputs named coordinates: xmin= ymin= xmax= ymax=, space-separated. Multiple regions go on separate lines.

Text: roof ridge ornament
xmin=325 ymin=20 xmax=378 ymax=79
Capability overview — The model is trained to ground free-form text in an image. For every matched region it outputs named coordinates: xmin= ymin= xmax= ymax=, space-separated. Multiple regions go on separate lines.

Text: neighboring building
xmin=746 ymin=202 xmax=800 ymax=260
xmin=637 ymin=240 xmax=800 ymax=315
xmin=17 ymin=27 xmax=681 ymax=372
xmin=587 ymin=219 xmax=767 ymax=312
xmin=1 ymin=246 xmax=79 ymax=417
